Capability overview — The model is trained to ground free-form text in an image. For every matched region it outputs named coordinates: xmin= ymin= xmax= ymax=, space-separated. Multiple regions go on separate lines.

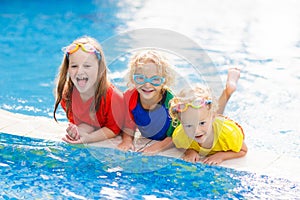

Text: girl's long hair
xmin=53 ymin=36 xmax=109 ymax=121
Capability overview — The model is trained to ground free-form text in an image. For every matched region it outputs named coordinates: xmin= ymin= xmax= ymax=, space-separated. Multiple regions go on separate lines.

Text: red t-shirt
xmin=123 ymin=88 xmax=139 ymax=131
xmin=61 ymin=84 xmax=124 ymax=134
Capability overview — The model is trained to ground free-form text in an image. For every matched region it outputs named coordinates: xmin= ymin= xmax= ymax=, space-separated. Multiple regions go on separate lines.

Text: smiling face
xmin=179 ymin=106 xmax=214 ymax=146
xmin=68 ymin=49 xmax=99 ymax=100
xmin=133 ymin=62 xmax=164 ymax=107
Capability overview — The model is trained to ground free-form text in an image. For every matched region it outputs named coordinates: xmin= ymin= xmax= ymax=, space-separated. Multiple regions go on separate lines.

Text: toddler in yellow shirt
xmin=169 ymin=85 xmax=247 ymax=165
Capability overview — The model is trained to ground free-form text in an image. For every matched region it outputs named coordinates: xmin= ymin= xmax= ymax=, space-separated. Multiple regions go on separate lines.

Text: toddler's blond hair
xmin=169 ymin=84 xmax=219 ymax=121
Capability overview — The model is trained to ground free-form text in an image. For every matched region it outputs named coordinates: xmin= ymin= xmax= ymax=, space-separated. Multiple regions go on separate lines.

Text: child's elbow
xmin=240 ymin=142 xmax=248 ymax=157
xmin=240 ymin=149 xmax=247 ymax=157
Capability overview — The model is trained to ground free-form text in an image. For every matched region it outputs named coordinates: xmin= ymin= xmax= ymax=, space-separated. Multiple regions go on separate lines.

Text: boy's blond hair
xmin=169 ymin=84 xmax=219 ymax=121
xmin=127 ymin=50 xmax=175 ymax=90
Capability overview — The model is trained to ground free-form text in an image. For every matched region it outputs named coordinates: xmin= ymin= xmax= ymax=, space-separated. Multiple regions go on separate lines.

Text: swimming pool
xmin=1 ymin=0 xmax=300 ymax=198
xmin=1 ymin=132 xmax=299 ymax=199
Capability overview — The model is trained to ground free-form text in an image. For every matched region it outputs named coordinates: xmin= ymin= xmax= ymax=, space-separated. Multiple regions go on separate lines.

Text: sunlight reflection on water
xmin=113 ymin=0 xmax=300 ymax=157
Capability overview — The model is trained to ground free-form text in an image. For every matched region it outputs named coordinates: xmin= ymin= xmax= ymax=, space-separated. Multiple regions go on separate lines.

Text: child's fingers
xmin=70 ymin=126 xmax=77 ymax=134
xmin=66 ymin=124 xmax=80 ymax=140
xmin=62 ymin=135 xmax=83 ymax=144
xmin=68 ymin=138 xmax=84 ymax=144
xmin=183 ymin=157 xmax=196 ymax=163
xmin=140 ymin=147 xmax=157 ymax=155
xmin=66 ymin=125 xmax=72 ymax=132
xmin=74 ymin=132 xmax=80 ymax=140
xmin=62 ymin=137 xmax=69 ymax=143
xmin=62 ymin=137 xmax=78 ymax=144
xmin=202 ymin=158 xmax=209 ymax=164
xmin=202 ymin=158 xmax=219 ymax=165
xmin=67 ymin=123 xmax=75 ymax=130
xmin=66 ymin=125 xmax=74 ymax=135
xmin=183 ymin=157 xmax=191 ymax=162
xmin=130 ymin=144 xmax=136 ymax=151
xmin=65 ymin=134 xmax=75 ymax=141
xmin=183 ymin=153 xmax=200 ymax=163
xmin=62 ymin=135 xmax=74 ymax=143
xmin=71 ymin=126 xmax=80 ymax=140
xmin=118 ymin=145 xmax=129 ymax=151
xmin=71 ymin=127 xmax=79 ymax=140
xmin=125 ymin=144 xmax=135 ymax=151
xmin=66 ymin=129 xmax=75 ymax=139
xmin=118 ymin=143 xmax=135 ymax=151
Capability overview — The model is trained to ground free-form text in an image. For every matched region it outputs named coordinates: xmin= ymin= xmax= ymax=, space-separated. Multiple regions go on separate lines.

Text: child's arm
xmin=141 ymin=137 xmax=173 ymax=154
xmin=78 ymin=127 xmax=116 ymax=143
xmin=202 ymin=141 xmax=248 ymax=165
xmin=63 ymin=123 xmax=116 ymax=144
xmin=117 ymin=129 xmax=135 ymax=151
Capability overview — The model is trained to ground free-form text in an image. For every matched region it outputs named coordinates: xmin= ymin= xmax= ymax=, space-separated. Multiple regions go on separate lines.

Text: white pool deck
xmin=1 ymin=109 xmax=299 ymax=183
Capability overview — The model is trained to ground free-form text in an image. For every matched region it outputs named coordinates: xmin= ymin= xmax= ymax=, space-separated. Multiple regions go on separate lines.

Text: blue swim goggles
xmin=133 ymin=74 xmax=165 ymax=86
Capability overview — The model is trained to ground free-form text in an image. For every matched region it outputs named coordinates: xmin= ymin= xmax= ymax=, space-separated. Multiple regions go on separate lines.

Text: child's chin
xmin=194 ymin=139 xmax=201 ymax=143
xmin=194 ymin=136 xmax=204 ymax=143
xmin=140 ymin=92 xmax=155 ymax=99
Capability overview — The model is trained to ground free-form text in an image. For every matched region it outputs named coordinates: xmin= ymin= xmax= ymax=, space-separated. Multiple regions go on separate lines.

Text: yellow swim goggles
xmin=173 ymin=98 xmax=212 ymax=113
xmin=62 ymin=43 xmax=101 ymax=60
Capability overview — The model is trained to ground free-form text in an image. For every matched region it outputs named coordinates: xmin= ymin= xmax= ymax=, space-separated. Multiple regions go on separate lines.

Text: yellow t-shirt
xmin=172 ymin=116 xmax=244 ymax=156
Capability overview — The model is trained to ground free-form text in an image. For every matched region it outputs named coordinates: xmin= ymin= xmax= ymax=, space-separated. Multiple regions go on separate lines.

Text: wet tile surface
xmin=1 ymin=109 xmax=299 ymax=182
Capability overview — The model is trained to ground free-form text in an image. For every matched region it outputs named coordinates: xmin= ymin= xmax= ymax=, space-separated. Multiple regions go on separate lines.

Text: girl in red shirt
xmin=53 ymin=36 xmax=124 ymax=144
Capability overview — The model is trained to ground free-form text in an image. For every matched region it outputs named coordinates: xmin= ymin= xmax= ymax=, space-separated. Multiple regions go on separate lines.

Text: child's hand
xmin=202 ymin=152 xmax=225 ymax=165
xmin=140 ymin=144 xmax=159 ymax=155
xmin=62 ymin=134 xmax=84 ymax=144
xmin=117 ymin=141 xmax=135 ymax=151
xmin=62 ymin=123 xmax=84 ymax=144
xmin=140 ymin=137 xmax=173 ymax=155
xmin=183 ymin=149 xmax=200 ymax=163
xmin=66 ymin=123 xmax=80 ymax=140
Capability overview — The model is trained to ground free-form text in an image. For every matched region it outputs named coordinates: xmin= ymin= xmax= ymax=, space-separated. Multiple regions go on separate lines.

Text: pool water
xmin=0 ymin=0 xmax=127 ymax=118
xmin=1 ymin=133 xmax=299 ymax=199
xmin=1 ymin=0 xmax=300 ymax=198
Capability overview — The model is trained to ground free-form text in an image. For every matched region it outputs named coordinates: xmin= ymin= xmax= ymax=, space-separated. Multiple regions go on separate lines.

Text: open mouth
xmin=76 ymin=77 xmax=88 ymax=87
xmin=141 ymin=88 xmax=154 ymax=94
xmin=195 ymin=135 xmax=203 ymax=139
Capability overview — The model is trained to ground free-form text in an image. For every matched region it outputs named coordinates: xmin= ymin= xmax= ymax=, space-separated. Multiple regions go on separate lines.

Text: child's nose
xmin=144 ymin=82 xmax=152 ymax=87
xmin=196 ymin=125 xmax=203 ymax=133
xmin=77 ymin=65 xmax=85 ymax=73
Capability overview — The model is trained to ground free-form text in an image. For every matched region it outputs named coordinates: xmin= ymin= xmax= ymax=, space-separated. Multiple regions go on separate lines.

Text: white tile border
xmin=1 ymin=109 xmax=299 ymax=182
